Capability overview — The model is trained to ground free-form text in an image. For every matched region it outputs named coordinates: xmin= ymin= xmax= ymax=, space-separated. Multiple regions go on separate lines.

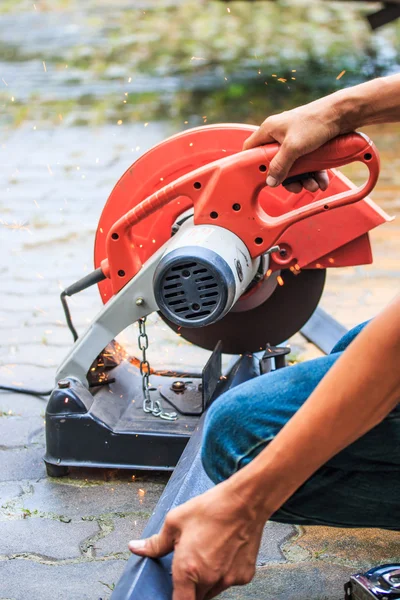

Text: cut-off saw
xmin=44 ymin=124 xmax=391 ymax=476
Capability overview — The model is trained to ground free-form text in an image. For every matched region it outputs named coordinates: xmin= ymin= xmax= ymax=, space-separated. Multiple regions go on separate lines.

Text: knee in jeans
xmin=201 ymin=390 xmax=243 ymax=484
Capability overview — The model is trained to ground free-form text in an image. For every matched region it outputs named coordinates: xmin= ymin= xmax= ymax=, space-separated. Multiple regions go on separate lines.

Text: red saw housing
xmin=94 ymin=124 xmax=391 ymax=302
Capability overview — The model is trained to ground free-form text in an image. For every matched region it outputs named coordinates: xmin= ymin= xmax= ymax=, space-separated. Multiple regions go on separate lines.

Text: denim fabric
xmin=201 ymin=321 xmax=400 ymax=530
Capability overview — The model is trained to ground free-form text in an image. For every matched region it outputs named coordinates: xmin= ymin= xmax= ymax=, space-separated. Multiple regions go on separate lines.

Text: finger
xmin=266 ymin=142 xmax=298 ymax=187
xmin=128 ymin=527 xmax=175 ymax=558
xmin=314 ymin=170 xmax=329 ymax=191
xmin=243 ymin=127 xmax=275 ymax=150
xmin=282 ymin=181 xmax=303 ymax=194
xmin=172 ymin=578 xmax=197 ymax=600
xmin=302 ymin=177 xmax=319 ymax=193
xmin=204 ymin=580 xmax=228 ymax=600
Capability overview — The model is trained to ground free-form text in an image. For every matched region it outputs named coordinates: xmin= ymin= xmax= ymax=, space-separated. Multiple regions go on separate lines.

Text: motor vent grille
xmin=158 ymin=260 xmax=223 ymax=324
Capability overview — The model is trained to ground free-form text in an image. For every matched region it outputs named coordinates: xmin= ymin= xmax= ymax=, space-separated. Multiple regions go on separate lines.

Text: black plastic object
xmin=44 ymin=344 xmax=222 ymax=476
xmin=161 ymin=268 xmax=326 ymax=354
xmin=282 ymin=171 xmax=317 ymax=187
xmin=300 ymin=306 xmax=347 ymax=355
xmin=111 ymin=352 xmax=261 ymax=600
xmin=112 ymin=307 xmax=347 ymax=599
xmin=345 ymin=564 xmax=400 ymax=599
xmin=367 ymin=4 xmax=400 ymax=30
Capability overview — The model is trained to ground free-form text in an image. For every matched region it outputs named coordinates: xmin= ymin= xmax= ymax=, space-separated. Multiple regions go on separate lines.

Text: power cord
xmin=0 ymin=268 xmax=106 ymax=397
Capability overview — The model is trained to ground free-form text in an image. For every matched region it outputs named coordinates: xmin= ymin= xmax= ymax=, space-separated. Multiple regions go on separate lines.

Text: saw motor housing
xmin=154 ymin=220 xmax=262 ymax=327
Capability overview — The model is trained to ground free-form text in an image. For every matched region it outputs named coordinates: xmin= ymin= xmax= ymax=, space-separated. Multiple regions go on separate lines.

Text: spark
xmin=128 ymin=77 xmax=132 ymax=83
xmin=2 ymin=78 xmax=8 ymax=86
xmin=33 ymin=3 xmax=37 ymax=9
xmin=33 ymin=199 xmax=39 ymax=207
xmin=58 ymin=114 xmax=63 ymax=121
xmin=336 ymin=70 xmax=346 ymax=80
xmin=135 ymin=146 xmax=140 ymax=151
xmin=278 ymin=78 xmax=287 ymax=83
xmin=272 ymin=74 xmax=277 ymax=77
xmin=265 ymin=269 xmax=272 ymax=278
xmin=191 ymin=56 xmax=206 ymax=61
xmin=11 ymin=96 xmax=15 ymax=102
xmin=99 ymin=227 xmax=103 ymax=233
xmin=131 ymin=475 xmax=136 ymax=481
xmin=117 ymin=120 xmax=123 ymax=125
xmin=47 ymin=164 xmax=53 ymax=175
xmin=144 ymin=122 xmax=148 ymax=127
xmin=291 ymin=77 xmax=296 ymax=80
xmin=0 ymin=219 xmax=31 ymax=233
xmin=292 ymin=69 xmax=296 ymax=72
xmin=227 ymin=6 xmax=231 ymax=12
xmin=328 ymin=257 xmax=335 ymax=264
xmin=189 ymin=142 xmax=193 ymax=147
xmin=277 ymin=275 xmax=284 ymax=286
xmin=294 ymin=263 xmax=301 ymax=271
xmin=138 ymin=488 xmax=146 ymax=497
xmin=43 ymin=61 xmax=47 ymax=72
xmin=184 ymin=121 xmax=188 ymax=124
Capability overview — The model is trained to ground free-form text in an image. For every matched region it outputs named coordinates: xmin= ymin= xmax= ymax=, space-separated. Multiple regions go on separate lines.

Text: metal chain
xmin=138 ymin=317 xmax=178 ymax=421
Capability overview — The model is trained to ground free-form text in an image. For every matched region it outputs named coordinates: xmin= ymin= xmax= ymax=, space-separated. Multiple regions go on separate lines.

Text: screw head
xmin=135 ymin=298 xmax=144 ymax=306
xmin=171 ymin=380 xmax=186 ymax=393
xmin=58 ymin=379 xmax=70 ymax=389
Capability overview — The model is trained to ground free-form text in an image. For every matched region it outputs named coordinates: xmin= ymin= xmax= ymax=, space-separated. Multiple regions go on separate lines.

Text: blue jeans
xmin=202 ymin=322 xmax=400 ymax=530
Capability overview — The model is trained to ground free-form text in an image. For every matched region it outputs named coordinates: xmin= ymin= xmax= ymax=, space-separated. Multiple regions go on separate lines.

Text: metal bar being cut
xmin=112 ymin=309 xmax=347 ymax=599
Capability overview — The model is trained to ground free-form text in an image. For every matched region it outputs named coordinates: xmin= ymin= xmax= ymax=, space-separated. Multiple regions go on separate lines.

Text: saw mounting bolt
xmin=135 ymin=297 xmax=144 ymax=306
xmin=138 ymin=317 xmax=178 ymax=421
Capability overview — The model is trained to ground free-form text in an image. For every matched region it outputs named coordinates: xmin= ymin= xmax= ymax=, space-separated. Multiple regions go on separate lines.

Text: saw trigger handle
xmin=282 ymin=171 xmax=318 ymax=187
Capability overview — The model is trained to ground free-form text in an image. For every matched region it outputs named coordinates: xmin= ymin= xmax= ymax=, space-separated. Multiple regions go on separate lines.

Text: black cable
xmin=0 ymin=385 xmax=51 ymax=397
xmin=1 ymin=268 xmax=106 ymax=398
xmin=60 ymin=291 xmax=79 ymax=342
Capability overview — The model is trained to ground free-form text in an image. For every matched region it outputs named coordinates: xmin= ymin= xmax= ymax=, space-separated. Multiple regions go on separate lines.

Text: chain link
xmin=138 ymin=317 xmax=178 ymax=421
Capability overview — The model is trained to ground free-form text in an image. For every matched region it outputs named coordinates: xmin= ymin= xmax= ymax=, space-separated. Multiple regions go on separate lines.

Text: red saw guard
xmin=94 ymin=124 xmax=391 ymax=302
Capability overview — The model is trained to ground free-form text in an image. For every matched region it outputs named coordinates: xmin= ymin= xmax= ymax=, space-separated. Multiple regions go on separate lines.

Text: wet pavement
xmin=1 ymin=2 xmax=400 ymax=599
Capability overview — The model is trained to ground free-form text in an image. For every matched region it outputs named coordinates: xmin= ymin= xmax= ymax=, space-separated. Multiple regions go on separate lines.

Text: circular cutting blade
xmin=160 ymin=268 xmax=326 ymax=354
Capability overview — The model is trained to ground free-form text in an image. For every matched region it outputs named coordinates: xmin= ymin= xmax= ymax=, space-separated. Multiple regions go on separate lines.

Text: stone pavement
xmin=0 ymin=120 xmax=399 ymax=600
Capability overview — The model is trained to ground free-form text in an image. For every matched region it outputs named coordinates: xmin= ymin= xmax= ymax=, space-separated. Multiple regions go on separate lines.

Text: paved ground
xmin=0 ymin=121 xmax=399 ymax=599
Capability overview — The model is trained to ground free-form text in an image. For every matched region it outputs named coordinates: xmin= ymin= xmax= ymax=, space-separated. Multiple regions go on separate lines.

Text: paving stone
xmin=94 ymin=514 xmax=148 ymax=557
xmin=291 ymin=525 xmax=400 ymax=570
xmin=24 ymin=478 xmax=165 ymax=519
xmin=0 ymin=558 xmax=127 ymax=600
xmin=0 ymin=517 xmax=99 ymax=560
xmin=0 ymin=416 xmax=44 ymax=448
xmin=0 ymin=447 xmax=45 ymax=482
xmin=0 ymin=483 xmax=23 ymax=508
xmin=257 ymin=522 xmax=296 ymax=566
xmin=220 ymin=562 xmax=355 ymax=600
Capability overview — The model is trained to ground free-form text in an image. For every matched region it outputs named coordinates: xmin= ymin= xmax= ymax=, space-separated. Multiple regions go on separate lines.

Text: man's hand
xmin=128 ymin=479 xmax=267 ymax=600
xmin=243 ymin=99 xmax=342 ymax=193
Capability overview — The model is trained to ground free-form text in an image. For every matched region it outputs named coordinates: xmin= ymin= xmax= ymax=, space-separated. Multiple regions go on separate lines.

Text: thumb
xmin=266 ymin=142 xmax=298 ymax=187
xmin=129 ymin=527 xmax=175 ymax=558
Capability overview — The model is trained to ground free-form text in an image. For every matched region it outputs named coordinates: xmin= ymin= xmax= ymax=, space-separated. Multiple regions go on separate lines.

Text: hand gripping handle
xmin=260 ymin=132 xmax=380 ymax=231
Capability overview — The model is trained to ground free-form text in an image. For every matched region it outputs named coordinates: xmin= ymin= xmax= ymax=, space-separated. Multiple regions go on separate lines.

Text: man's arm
xmin=130 ymin=297 xmax=400 ymax=600
xmin=243 ymin=73 xmax=400 ymax=192
xmin=226 ymin=293 xmax=400 ymax=520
